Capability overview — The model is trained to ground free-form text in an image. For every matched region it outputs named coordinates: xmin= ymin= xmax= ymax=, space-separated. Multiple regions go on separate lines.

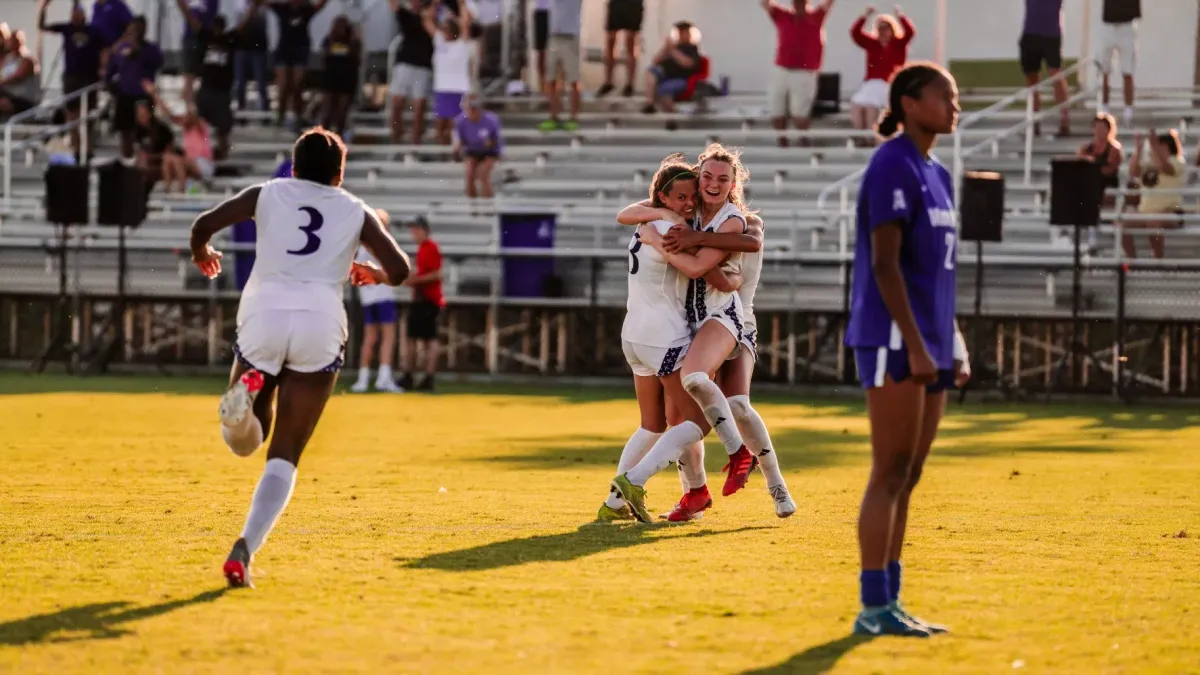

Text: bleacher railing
xmin=2 ymin=81 xmax=105 ymax=211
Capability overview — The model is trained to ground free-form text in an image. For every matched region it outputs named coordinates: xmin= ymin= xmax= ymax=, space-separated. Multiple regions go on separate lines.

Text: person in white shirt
xmin=425 ymin=0 xmax=475 ymax=144
xmin=188 ymin=128 xmax=411 ymax=588
xmin=350 ymin=241 xmax=403 ymax=393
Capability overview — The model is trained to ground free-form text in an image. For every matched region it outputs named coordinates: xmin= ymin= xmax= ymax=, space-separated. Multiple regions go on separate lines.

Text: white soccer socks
xmin=728 ymin=394 xmax=786 ymax=490
xmin=626 ymin=421 xmax=705 ymax=486
xmin=681 ymin=372 xmax=746 ymax=456
xmin=677 ymin=440 xmax=707 ymax=491
xmin=240 ymin=458 xmax=298 ymax=555
xmin=605 ymin=427 xmax=663 ymax=509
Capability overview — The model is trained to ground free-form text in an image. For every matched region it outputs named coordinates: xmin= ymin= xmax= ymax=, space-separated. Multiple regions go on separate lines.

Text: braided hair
xmin=876 ymin=62 xmax=949 ymax=138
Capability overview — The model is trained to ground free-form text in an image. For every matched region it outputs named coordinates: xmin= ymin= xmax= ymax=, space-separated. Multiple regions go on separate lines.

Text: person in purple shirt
xmin=89 ymin=0 xmax=133 ymax=78
xmin=180 ymin=0 xmax=219 ymax=102
xmin=106 ymin=16 xmax=163 ymax=158
xmin=1019 ymin=0 xmax=1069 ymax=136
xmin=39 ymin=0 xmax=103 ymax=154
xmin=451 ymin=92 xmax=502 ymax=198
xmin=845 ymin=63 xmax=970 ymax=639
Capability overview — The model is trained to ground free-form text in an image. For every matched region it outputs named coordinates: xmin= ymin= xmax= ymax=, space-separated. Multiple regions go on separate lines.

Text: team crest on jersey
xmin=892 ymin=189 xmax=908 ymax=213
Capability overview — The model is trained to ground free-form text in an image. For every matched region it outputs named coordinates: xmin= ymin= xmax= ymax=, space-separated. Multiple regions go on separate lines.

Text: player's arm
xmin=640 ymin=216 xmax=737 ymax=279
xmin=871 ymin=222 xmax=932 ymax=374
xmin=663 ymin=215 xmax=762 ymax=254
xmin=704 ymin=268 xmax=742 ymax=293
xmin=357 ymin=208 xmax=411 ymax=286
xmin=616 ymin=200 xmax=682 ymax=226
xmin=189 ymin=185 xmax=261 ymax=277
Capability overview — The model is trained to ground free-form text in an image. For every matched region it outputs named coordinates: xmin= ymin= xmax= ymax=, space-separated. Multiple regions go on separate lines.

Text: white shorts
xmin=850 ymin=78 xmax=889 ymax=109
xmin=1097 ymin=22 xmax=1137 ymax=75
xmin=731 ymin=315 xmax=758 ymax=362
xmin=769 ymin=67 xmax=818 ymax=119
xmin=390 ymin=63 xmax=433 ymax=99
xmin=693 ymin=295 xmax=746 ymax=361
xmin=547 ymin=35 xmax=581 ymax=83
xmin=622 ymin=338 xmax=689 ymax=378
xmin=234 ymin=309 xmax=347 ymax=376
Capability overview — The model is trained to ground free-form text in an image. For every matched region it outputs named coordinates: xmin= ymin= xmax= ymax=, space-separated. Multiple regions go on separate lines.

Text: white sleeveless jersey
xmin=686 ymin=201 xmax=746 ymax=323
xmin=738 ymin=237 xmax=763 ymax=334
xmin=238 ymin=178 xmax=367 ymax=328
xmin=621 ymin=219 xmax=691 ymax=347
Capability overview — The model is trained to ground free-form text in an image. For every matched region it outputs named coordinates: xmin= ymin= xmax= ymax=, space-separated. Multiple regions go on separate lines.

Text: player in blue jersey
xmin=844 ymin=63 xmax=971 ymax=637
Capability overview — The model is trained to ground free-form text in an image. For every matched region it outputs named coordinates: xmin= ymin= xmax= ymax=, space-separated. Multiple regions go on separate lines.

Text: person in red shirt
xmin=400 ymin=216 xmax=444 ymax=392
xmin=850 ymin=5 xmax=915 ymax=138
xmin=760 ymin=0 xmax=834 ymax=147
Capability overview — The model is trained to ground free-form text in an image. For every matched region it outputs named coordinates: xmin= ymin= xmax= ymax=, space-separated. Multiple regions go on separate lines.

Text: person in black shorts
xmin=598 ymin=0 xmax=642 ymax=97
xmin=531 ymin=0 xmax=549 ymax=91
xmin=1018 ymin=0 xmax=1069 ymax=136
xmin=106 ymin=17 xmax=163 ymax=158
xmin=267 ymin=0 xmax=329 ymax=129
xmin=320 ymin=15 xmax=360 ymax=136
xmin=38 ymin=0 xmax=103 ymax=156
xmin=179 ymin=0 xmax=217 ymax=102
xmin=401 ymin=216 xmax=443 ymax=392
xmin=176 ymin=0 xmax=245 ymax=159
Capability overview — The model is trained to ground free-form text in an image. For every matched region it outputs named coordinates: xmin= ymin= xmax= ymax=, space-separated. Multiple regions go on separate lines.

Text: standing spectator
xmin=90 ymin=0 xmax=133 ymax=69
xmin=106 ymin=17 xmax=162 ymax=158
xmin=179 ymin=0 xmax=219 ymax=102
xmin=268 ymin=0 xmax=329 ymax=131
xmin=321 ymin=15 xmax=360 ymax=136
xmin=351 ymin=210 xmax=402 ymax=393
xmin=400 ymin=216 xmax=443 ymax=392
xmin=38 ymin=0 xmax=102 ymax=155
xmin=428 ymin=0 xmax=474 ymax=145
xmin=1019 ymin=0 xmax=1070 ymax=137
xmin=530 ymin=0 xmax=549 ymax=92
xmin=176 ymin=0 xmax=244 ymax=159
xmin=597 ymin=0 xmax=642 ymax=98
xmin=849 ymin=5 xmax=913 ymax=137
xmin=0 ymin=29 xmax=40 ymax=118
xmin=540 ymin=0 xmax=582 ymax=131
xmin=761 ymin=0 xmax=833 ymax=147
xmin=474 ymin=0 xmax=504 ymax=82
xmin=641 ymin=21 xmax=700 ymax=116
xmin=1124 ymin=129 xmax=1185 ymax=259
xmin=233 ymin=0 xmax=271 ymax=112
xmin=1097 ymin=0 xmax=1139 ymax=126
xmin=389 ymin=0 xmax=433 ymax=145
xmin=453 ymin=92 xmax=501 ymax=198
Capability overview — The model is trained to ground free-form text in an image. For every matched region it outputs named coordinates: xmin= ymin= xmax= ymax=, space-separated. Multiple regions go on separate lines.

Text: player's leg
xmin=599 ymin=372 xmax=665 ymax=522
xmin=679 ymin=320 xmax=755 ymax=495
xmin=721 ymin=349 xmax=796 ymax=518
xmin=416 ymin=304 xmax=441 ymax=390
xmin=664 ymin=389 xmax=712 ymax=523
xmin=352 ymin=319 xmax=379 ymax=392
xmin=463 ymin=156 xmax=479 ymax=198
xmin=477 ymin=156 xmax=496 ymax=198
xmin=220 ymin=314 xmax=284 ymax=456
xmin=375 ymin=307 xmax=400 ymax=391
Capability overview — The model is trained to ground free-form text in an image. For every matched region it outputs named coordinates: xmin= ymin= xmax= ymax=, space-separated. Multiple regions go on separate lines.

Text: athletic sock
xmin=240 ymin=458 xmax=298 ymax=555
xmin=887 ymin=560 xmax=902 ymax=603
xmin=605 ymin=427 xmax=662 ymax=509
xmin=677 ymin=440 xmax=706 ymax=490
xmin=221 ymin=414 xmax=264 ymax=457
xmin=376 ymin=364 xmax=394 ymax=385
xmin=729 ymin=395 xmax=786 ymax=489
xmin=626 ymin=421 xmax=704 ymax=486
xmin=354 ymin=368 xmax=370 ymax=388
xmin=681 ymin=372 xmax=745 ymax=456
xmin=860 ymin=569 xmax=890 ymax=609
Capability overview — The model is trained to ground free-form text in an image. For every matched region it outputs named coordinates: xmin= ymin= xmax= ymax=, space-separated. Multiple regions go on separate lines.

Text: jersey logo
xmin=287 ymin=206 xmax=324 ymax=256
xmin=892 ymin=188 xmax=908 ymax=213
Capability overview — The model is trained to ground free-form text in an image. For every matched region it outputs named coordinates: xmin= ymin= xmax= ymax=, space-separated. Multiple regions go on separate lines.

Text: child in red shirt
xmin=849 ymin=6 xmax=915 ymax=137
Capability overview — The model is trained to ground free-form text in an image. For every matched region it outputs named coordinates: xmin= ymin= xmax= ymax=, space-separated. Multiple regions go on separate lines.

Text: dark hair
xmin=1158 ymin=130 xmax=1182 ymax=157
xmin=877 ymin=62 xmax=948 ymax=138
xmin=292 ymin=127 xmax=346 ymax=186
xmin=649 ymin=153 xmax=696 ymax=207
xmin=408 ymin=215 xmax=430 ymax=231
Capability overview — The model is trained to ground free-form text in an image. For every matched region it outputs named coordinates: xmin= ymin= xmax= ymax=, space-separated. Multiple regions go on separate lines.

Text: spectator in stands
xmin=597 ymin=0 xmax=642 ymax=98
xmin=176 ymin=0 xmax=244 ymax=160
xmin=453 ymin=92 xmax=501 ymax=198
xmin=541 ymin=0 xmax=582 ymax=131
xmin=1078 ymin=112 xmax=1123 ymax=208
xmin=319 ymin=16 xmax=360 ymax=137
xmin=107 ymin=16 xmax=163 ymax=158
xmin=148 ymin=85 xmax=215 ymax=191
xmin=530 ymin=0 xmax=549 ymax=92
xmin=429 ymin=1 xmax=475 ymax=144
xmin=234 ymin=0 xmax=271 ymax=112
xmin=132 ymin=99 xmax=185 ymax=191
xmin=641 ymin=21 xmax=701 ymax=117
xmin=90 ymin=0 xmax=133 ymax=68
xmin=39 ymin=0 xmax=102 ymax=156
xmin=1097 ymin=0 xmax=1139 ymax=127
xmin=269 ymin=0 xmax=330 ymax=131
xmin=474 ymin=0 xmax=504 ymax=82
xmin=389 ymin=0 xmax=434 ymax=145
xmin=0 ymin=29 xmax=41 ymax=118
xmin=1019 ymin=0 xmax=1070 ymax=137
xmin=400 ymin=216 xmax=443 ymax=392
xmin=179 ymin=0 xmax=219 ymax=102
xmin=1124 ymin=129 xmax=1185 ymax=259
xmin=762 ymin=0 xmax=832 ymax=147
xmin=849 ymin=5 xmax=913 ymax=139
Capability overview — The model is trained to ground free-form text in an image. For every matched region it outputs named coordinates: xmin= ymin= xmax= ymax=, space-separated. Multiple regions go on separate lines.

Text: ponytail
xmin=877 ymin=61 xmax=948 ymax=139
xmin=876 ymin=110 xmax=901 ymax=138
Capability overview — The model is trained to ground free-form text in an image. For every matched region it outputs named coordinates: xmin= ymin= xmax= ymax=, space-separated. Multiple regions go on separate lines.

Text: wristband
xmin=953 ymin=329 xmax=968 ymax=362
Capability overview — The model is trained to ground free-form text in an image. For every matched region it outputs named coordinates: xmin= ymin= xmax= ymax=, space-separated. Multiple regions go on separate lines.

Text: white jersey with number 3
xmin=621 ymin=219 xmax=690 ymax=348
xmin=238 ymin=178 xmax=367 ymax=329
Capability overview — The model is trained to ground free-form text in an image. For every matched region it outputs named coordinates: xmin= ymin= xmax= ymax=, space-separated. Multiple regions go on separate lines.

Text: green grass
xmin=1 ymin=374 xmax=1197 ymax=673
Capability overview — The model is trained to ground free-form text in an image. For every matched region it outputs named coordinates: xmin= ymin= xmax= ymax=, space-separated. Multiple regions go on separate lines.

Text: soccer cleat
xmin=852 ymin=607 xmax=932 ymax=638
xmin=596 ymin=503 xmax=635 ymax=522
xmin=664 ymin=486 xmax=713 ymax=522
xmin=375 ymin=378 xmax=403 ymax=393
xmin=891 ymin=602 xmax=949 ymax=634
xmin=223 ymin=537 xmax=253 ymax=589
xmin=770 ymin=484 xmax=797 ymax=519
xmin=349 ymin=380 xmax=370 ymax=394
xmin=610 ymin=474 xmax=652 ymax=524
xmin=219 ymin=369 xmax=264 ymax=428
xmin=721 ymin=446 xmax=758 ymax=497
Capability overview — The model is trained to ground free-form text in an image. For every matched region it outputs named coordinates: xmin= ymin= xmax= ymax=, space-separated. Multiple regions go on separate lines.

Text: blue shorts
xmin=362 ymin=301 xmax=397 ymax=325
xmin=649 ymin=66 xmax=689 ymax=98
xmin=853 ymin=346 xmax=956 ymax=392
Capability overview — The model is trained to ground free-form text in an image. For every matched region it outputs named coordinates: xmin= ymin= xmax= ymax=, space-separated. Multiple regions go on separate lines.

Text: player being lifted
xmin=188 ymin=127 xmax=411 ymax=588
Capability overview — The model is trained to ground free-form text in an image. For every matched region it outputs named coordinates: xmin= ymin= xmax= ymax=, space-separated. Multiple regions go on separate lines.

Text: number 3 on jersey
xmin=628 ymin=234 xmax=642 ymax=274
xmin=287 ymin=206 xmax=324 ymax=256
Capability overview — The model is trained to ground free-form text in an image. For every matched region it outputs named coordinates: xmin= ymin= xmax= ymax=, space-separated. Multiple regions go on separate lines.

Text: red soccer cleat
xmin=223 ymin=538 xmax=253 ymax=588
xmin=721 ymin=446 xmax=759 ymax=497
xmin=666 ymin=486 xmax=713 ymax=522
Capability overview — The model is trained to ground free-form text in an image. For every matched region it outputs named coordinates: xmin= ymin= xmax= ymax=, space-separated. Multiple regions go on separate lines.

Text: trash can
xmin=498 ymin=211 xmax=556 ymax=298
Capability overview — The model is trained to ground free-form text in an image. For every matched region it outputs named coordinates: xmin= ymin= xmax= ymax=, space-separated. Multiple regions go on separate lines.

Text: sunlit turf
xmin=0 ymin=373 xmax=1196 ymax=674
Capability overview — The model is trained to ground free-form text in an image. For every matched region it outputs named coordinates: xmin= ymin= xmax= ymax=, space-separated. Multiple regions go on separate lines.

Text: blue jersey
xmin=845 ymin=134 xmax=958 ymax=369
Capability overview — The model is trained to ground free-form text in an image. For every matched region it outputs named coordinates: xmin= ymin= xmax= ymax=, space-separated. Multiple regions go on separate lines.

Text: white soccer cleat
xmin=349 ymin=381 xmax=370 ymax=393
xmin=219 ymin=370 xmax=264 ymax=428
xmin=770 ymin=484 xmax=797 ymax=519
xmin=375 ymin=378 xmax=403 ymax=393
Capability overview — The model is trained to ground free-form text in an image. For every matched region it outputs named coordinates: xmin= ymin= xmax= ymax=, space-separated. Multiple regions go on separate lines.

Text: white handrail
xmin=3 ymin=81 xmax=105 ymax=209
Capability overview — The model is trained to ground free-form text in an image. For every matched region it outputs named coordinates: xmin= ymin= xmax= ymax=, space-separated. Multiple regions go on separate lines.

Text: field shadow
xmin=738 ymin=634 xmax=876 ymax=674
xmin=0 ymin=588 xmax=227 ymax=646
xmin=400 ymin=524 xmax=772 ymax=572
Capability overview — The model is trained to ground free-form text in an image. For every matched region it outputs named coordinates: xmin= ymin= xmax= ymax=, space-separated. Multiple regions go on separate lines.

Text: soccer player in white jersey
xmin=599 ymin=156 xmax=742 ymax=523
xmin=188 ymin=128 xmax=411 ymax=588
xmin=350 ymin=241 xmax=403 ymax=393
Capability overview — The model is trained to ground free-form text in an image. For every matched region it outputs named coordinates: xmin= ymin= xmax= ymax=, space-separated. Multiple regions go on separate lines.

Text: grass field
xmin=1 ymin=373 xmax=1197 ymax=674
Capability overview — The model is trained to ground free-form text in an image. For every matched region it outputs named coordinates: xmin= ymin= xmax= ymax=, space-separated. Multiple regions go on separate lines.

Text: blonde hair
xmin=697 ymin=143 xmax=751 ymax=213
xmin=875 ymin=14 xmax=903 ymax=40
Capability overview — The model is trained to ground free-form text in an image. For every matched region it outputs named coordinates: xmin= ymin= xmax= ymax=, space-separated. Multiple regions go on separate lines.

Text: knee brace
xmin=727 ymin=394 xmax=752 ymax=420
